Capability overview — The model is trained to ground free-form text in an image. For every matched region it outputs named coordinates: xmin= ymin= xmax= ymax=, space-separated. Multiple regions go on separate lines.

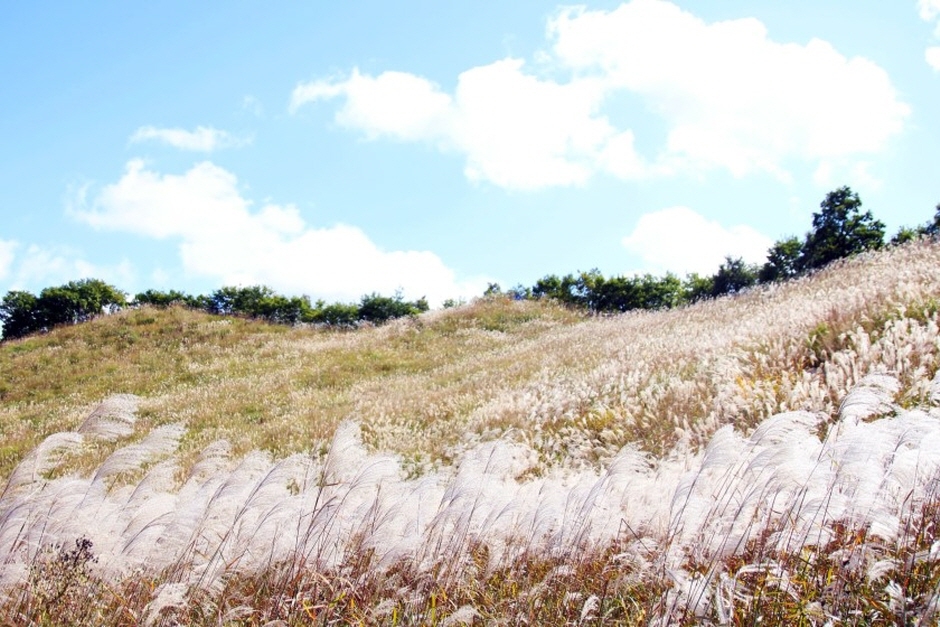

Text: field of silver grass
xmin=2 ymin=240 xmax=940 ymax=625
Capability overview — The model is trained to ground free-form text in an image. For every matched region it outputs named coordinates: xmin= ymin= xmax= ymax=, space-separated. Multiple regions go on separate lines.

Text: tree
xmin=316 ymin=302 xmax=360 ymax=326
xmin=1 ymin=279 xmax=126 ymax=340
xmin=358 ymin=292 xmax=427 ymax=324
xmin=800 ymin=186 xmax=885 ymax=271
xmin=759 ymin=237 xmax=803 ymax=283
xmin=683 ymin=273 xmax=714 ymax=304
xmin=134 ymin=289 xmax=191 ymax=308
xmin=207 ymin=285 xmax=277 ymax=317
xmin=0 ymin=291 xmax=39 ymax=340
xmin=37 ymin=279 xmax=126 ymax=328
xmin=531 ymin=274 xmax=584 ymax=307
xmin=890 ymin=226 xmax=921 ymax=246
xmin=710 ymin=256 xmax=758 ymax=297
xmin=926 ymin=204 xmax=940 ymax=236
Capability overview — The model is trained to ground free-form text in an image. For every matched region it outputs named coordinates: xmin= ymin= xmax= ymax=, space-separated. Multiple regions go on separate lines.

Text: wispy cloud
xmin=919 ymin=0 xmax=940 ymax=70
xmin=622 ymin=207 xmax=773 ymax=276
xmin=241 ymin=95 xmax=264 ymax=118
xmin=919 ymin=0 xmax=940 ymax=22
xmin=129 ymin=125 xmax=249 ymax=152
xmin=0 ymin=239 xmax=17 ymax=281
xmin=3 ymin=243 xmax=134 ymax=292
xmin=71 ymin=160 xmax=488 ymax=305
xmin=291 ymin=0 xmax=909 ymax=190
xmin=927 ymin=47 xmax=940 ymax=71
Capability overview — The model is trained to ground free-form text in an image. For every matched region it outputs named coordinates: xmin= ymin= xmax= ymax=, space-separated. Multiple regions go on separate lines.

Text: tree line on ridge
xmin=1 ymin=187 xmax=937 ymax=340
xmin=488 ymin=186 xmax=939 ymax=312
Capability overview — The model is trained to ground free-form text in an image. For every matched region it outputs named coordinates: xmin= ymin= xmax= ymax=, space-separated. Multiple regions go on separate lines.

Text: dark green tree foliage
xmin=892 ymin=204 xmax=940 ymax=244
xmin=532 ymin=271 xmax=688 ymax=313
xmin=483 ymin=283 xmax=503 ymax=297
xmin=799 ymin=186 xmax=885 ymax=271
xmin=0 ymin=291 xmax=39 ymax=340
xmin=358 ymin=292 xmax=428 ymax=324
xmin=683 ymin=273 xmax=714 ymax=304
xmin=0 ymin=279 xmax=126 ymax=340
xmin=759 ymin=237 xmax=803 ymax=283
xmin=315 ymin=302 xmax=360 ymax=326
xmin=710 ymin=256 xmax=759 ymax=297
xmin=531 ymin=273 xmax=585 ymax=308
xmin=891 ymin=226 xmax=921 ymax=246
xmin=2 ymin=278 xmax=434 ymax=340
xmin=134 ymin=289 xmax=195 ymax=308
xmin=204 ymin=285 xmax=315 ymax=324
xmin=927 ymin=204 xmax=940 ymax=236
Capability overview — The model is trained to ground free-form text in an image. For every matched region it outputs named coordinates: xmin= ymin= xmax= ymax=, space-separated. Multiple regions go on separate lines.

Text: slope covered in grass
xmin=2 ymin=240 xmax=940 ymax=625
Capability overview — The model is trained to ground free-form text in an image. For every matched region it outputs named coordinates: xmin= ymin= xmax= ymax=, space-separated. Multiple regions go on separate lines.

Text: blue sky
xmin=2 ymin=1 xmax=939 ymax=306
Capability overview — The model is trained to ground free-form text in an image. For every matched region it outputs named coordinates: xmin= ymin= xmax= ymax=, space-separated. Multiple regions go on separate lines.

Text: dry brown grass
xmin=3 ymin=241 xmax=940 ymax=625
xmin=0 ymin=298 xmax=584 ymax=479
xmin=3 ymin=241 xmax=940 ymax=481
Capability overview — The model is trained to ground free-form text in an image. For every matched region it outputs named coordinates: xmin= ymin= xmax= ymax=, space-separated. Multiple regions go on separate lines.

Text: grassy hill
xmin=1 ymin=240 xmax=940 ymax=625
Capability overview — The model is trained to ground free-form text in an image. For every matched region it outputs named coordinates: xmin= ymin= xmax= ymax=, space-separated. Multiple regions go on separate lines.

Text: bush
xmin=1 ymin=279 xmax=126 ymax=341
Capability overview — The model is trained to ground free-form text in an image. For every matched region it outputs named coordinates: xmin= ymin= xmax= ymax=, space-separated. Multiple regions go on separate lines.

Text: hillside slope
xmin=2 ymin=239 xmax=939 ymax=478
xmin=1 ymin=240 xmax=940 ymax=625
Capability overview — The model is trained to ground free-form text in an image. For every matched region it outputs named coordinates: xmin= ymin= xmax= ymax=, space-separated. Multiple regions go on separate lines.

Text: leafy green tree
xmin=134 ymin=289 xmax=192 ymax=308
xmin=586 ymin=275 xmax=637 ymax=312
xmin=759 ymin=236 xmax=803 ymax=282
xmin=37 ymin=279 xmax=127 ymax=327
xmin=358 ymin=292 xmax=427 ymax=324
xmin=799 ymin=186 xmax=885 ymax=271
xmin=316 ymin=302 xmax=360 ymax=326
xmin=531 ymin=273 xmax=591 ymax=308
xmin=683 ymin=273 xmax=714 ymax=304
xmin=207 ymin=285 xmax=275 ymax=317
xmin=483 ymin=283 xmax=503 ymax=297
xmin=710 ymin=256 xmax=758 ymax=297
xmin=890 ymin=226 xmax=921 ymax=246
xmin=890 ymin=203 xmax=940 ymax=245
xmin=1 ymin=279 xmax=126 ymax=340
xmin=0 ymin=290 xmax=39 ymax=340
xmin=926 ymin=204 xmax=940 ymax=236
xmin=637 ymin=273 xmax=684 ymax=310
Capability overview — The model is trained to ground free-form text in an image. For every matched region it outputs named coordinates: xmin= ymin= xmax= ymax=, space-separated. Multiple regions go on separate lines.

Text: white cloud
xmin=130 ymin=126 xmax=248 ymax=152
xmin=72 ymin=160 xmax=487 ymax=305
xmin=293 ymin=63 xmax=639 ymax=189
xmin=5 ymin=244 xmax=134 ymax=292
xmin=622 ymin=207 xmax=773 ymax=276
xmin=813 ymin=158 xmax=882 ymax=192
xmin=919 ymin=0 xmax=940 ymax=21
xmin=0 ymin=239 xmax=16 ymax=281
xmin=549 ymin=2 xmax=908 ymax=176
xmin=291 ymin=0 xmax=908 ymax=189
xmin=927 ymin=47 xmax=940 ymax=71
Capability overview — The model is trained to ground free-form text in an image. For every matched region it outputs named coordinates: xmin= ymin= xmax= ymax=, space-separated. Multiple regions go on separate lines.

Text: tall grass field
xmin=2 ymin=240 xmax=940 ymax=625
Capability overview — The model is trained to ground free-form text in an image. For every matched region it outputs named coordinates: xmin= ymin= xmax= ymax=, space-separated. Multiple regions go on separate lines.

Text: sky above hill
xmin=1 ymin=1 xmax=939 ymax=306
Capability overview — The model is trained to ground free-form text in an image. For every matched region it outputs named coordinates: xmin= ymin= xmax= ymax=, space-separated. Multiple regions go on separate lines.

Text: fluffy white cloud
xmin=72 ymin=160 xmax=486 ymax=305
xmin=927 ymin=47 xmax=940 ymax=71
xmin=550 ymin=2 xmax=908 ymax=176
xmin=130 ymin=126 xmax=248 ymax=152
xmin=293 ymin=63 xmax=641 ymax=189
xmin=4 ymin=244 xmax=134 ymax=292
xmin=919 ymin=0 xmax=940 ymax=21
xmin=622 ymin=207 xmax=773 ymax=276
xmin=0 ymin=239 xmax=16 ymax=281
xmin=291 ymin=0 xmax=908 ymax=189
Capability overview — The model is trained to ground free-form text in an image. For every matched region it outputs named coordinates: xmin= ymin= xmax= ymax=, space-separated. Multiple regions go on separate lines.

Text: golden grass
xmin=0 ymin=298 xmax=585 ymax=479
xmin=3 ymin=240 xmax=940 ymax=625
xmin=3 ymin=241 xmax=940 ymax=481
